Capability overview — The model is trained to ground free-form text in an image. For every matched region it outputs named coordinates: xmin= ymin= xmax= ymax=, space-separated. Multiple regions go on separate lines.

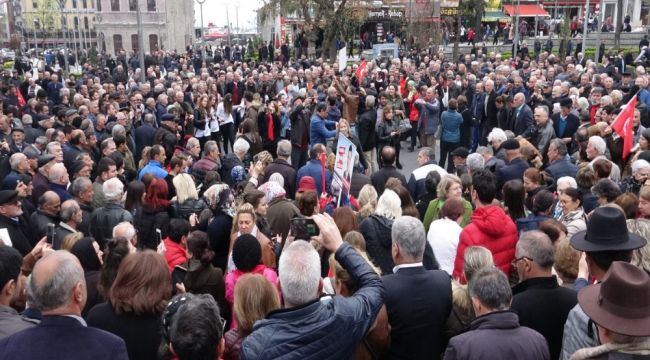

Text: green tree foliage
xmin=26 ymin=0 xmax=63 ymax=47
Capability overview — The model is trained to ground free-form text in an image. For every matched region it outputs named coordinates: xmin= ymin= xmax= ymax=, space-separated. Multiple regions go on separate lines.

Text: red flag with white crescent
xmin=356 ymin=59 xmax=367 ymax=81
xmin=610 ymin=94 xmax=638 ymax=159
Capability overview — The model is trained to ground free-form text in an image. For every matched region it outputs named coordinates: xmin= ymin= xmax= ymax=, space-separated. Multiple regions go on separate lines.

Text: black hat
xmin=1 ymin=174 xmax=31 ymax=190
xmin=118 ymin=103 xmax=130 ymax=112
xmin=23 ymin=145 xmax=39 ymax=160
xmin=11 ymin=125 xmax=24 ymax=133
xmin=232 ymin=234 xmax=262 ymax=272
xmin=502 ymin=138 xmax=520 ymax=150
xmin=36 ymin=89 xmax=47 ymax=98
xmin=560 ymin=98 xmax=573 ymax=108
xmin=161 ymin=113 xmax=176 ymax=122
xmin=0 ymin=190 xmax=19 ymax=206
xmin=37 ymin=154 xmax=56 ymax=168
xmin=571 ymin=207 xmax=647 ymax=252
xmin=56 ymin=107 xmax=69 ymax=117
xmin=450 ymin=147 xmax=469 ymax=159
xmin=292 ymin=96 xmax=304 ymax=105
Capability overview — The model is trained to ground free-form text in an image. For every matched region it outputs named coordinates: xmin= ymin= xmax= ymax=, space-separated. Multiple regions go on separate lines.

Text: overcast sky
xmin=194 ymin=0 xmax=263 ymax=32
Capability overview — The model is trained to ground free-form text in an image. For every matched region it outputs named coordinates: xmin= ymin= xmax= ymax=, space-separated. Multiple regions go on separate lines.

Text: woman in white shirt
xmin=216 ymin=93 xmax=236 ymax=154
xmin=427 ymin=197 xmax=466 ymax=275
xmin=208 ymin=93 xmax=222 ymax=151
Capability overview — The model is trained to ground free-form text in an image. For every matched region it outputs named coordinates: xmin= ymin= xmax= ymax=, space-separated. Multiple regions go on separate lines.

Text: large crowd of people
xmin=0 ymin=38 xmax=650 ymax=360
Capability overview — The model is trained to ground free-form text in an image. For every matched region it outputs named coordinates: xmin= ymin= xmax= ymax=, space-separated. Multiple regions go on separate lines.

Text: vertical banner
xmin=332 ymin=134 xmax=356 ymax=207
xmin=338 ymin=47 xmax=347 ymax=71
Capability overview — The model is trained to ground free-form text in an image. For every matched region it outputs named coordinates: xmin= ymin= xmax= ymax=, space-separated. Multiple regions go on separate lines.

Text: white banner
xmin=338 ymin=47 xmax=347 ymax=71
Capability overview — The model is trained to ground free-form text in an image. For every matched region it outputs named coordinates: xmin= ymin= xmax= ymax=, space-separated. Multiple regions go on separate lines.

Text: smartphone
xmin=290 ymin=217 xmax=320 ymax=240
xmin=156 ymin=228 xmax=163 ymax=246
xmin=46 ymin=223 xmax=57 ymax=249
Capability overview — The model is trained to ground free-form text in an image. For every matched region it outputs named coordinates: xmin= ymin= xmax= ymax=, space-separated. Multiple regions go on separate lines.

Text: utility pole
xmin=594 ymin=0 xmax=605 ymax=62
xmin=582 ymin=0 xmax=589 ymax=58
xmin=136 ymin=0 xmax=145 ymax=82
xmin=226 ymin=5 xmax=231 ymax=48
xmin=236 ymin=5 xmax=239 ymax=34
xmin=514 ymin=0 xmax=520 ymax=58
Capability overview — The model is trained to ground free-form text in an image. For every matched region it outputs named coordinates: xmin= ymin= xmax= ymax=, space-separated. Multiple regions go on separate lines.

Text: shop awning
xmin=483 ymin=10 xmax=510 ymax=21
xmin=503 ymin=4 xmax=550 ymax=17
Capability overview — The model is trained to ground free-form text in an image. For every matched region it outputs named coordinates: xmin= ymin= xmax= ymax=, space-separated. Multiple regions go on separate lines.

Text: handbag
xmin=398 ymin=118 xmax=412 ymax=132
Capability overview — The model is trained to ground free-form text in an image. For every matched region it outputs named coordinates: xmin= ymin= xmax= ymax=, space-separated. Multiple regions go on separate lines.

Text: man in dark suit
xmin=512 ymin=93 xmax=535 ymax=138
xmin=225 ymin=72 xmax=245 ymax=105
xmin=134 ymin=113 xmax=158 ymax=164
xmin=358 ymin=99 xmax=378 ymax=173
xmin=496 ymin=139 xmax=530 ymax=194
xmin=383 ymin=216 xmax=452 ymax=359
xmin=545 ymin=139 xmax=578 ymax=185
xmin=482 ymin=79 xmax=499 ymax=145
xmin=0 ymin=251 xmax=129 ymax=360
xmin=371 ymin=146 xmax=407 ymax=196
xmin=511 ymin=231 xmax=577 ymax=360
xmin=551 ymin=98 xmax=580 ymax=144
xmin=262 ymin=140 xmax=297 ymax=199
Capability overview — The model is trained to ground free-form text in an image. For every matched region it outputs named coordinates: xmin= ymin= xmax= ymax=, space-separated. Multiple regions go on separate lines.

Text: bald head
xmin=28 ymin=251 xmax=86 ymax=314
xmin=381 ymin=146 xmax=397 ymax=166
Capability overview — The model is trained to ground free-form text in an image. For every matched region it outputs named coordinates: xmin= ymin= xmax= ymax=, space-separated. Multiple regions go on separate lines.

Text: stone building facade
xmin=95 ymin=0 xmax=193 ymax=56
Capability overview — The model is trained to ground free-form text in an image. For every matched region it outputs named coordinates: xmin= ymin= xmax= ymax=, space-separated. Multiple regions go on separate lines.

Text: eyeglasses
xmin=512 ymin=256 xmax=532 ymax=267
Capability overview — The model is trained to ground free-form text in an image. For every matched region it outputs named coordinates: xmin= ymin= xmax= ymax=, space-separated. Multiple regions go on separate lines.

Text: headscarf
xmin=268 ymin=173 xmax=285 ymax=187
xmin=231 ymin=165 xmax=247 ymax=183
xmin=204 ymin=183 xmax=235 ymax=217
xmin=258 ymin=181 xmax=286 ymax=204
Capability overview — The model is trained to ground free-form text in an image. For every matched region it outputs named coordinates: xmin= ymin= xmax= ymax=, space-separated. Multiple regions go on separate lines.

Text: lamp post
xmin=514 ymin=0 xmax=520 ymax=58
xmin=196 ymin=0 xmax=206 ymax=59
xmin=582 ymin=0 xmax=589 ymax=58
xmin=136 ymin=0 xmax=145 ymax=82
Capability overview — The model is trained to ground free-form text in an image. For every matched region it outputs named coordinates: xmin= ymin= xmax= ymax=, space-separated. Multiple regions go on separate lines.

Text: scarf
xmin=570 ymin=338 xmax=650 ymax=360
xmin=267 ymin=113 xmax=274 ymax=141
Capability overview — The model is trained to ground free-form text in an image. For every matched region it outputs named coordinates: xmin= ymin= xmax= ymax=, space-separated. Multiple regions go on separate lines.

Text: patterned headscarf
xmin=231 ymin=166 xmax=247 ymax=183
xmin=258 ymin=181 xmax=286 ymax=203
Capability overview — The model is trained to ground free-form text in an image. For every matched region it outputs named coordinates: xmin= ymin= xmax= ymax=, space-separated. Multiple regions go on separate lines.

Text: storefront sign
xmin=367 ymin=8 xmax=405 ymax=19
xmin=440 ymin=7 xmax=459 ymax=16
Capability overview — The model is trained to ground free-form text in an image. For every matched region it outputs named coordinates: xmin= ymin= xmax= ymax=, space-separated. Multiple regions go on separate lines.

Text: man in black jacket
xmin=511 ymin=231 xmax=577 ymax=360
xmin=383 ymin=216 xmax=452 ymax=359
xmin=262 ymin=140 xmax=296 ymax=198
xmin=289 ymin=97 xmax=312 ymax=170
xmin=370 ymin=146 xmax=407 ymax=196
xmin=358 ymin=96 xmax=378 ymax=174
xmin=0 ymin=190 xmax=32 ymax=255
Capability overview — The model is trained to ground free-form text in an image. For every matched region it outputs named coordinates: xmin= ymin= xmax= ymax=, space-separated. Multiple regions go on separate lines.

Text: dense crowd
xmin=0 ymin=39 xmax=649 ymax=360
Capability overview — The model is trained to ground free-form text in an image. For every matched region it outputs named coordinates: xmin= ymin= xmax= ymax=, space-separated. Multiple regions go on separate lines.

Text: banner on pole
xmin=332 ymin=134 xmax=356 ymax=207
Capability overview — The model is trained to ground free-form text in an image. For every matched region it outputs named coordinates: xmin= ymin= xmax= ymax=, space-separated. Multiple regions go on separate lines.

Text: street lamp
xmin=196 ymin=0 xmax=206 ymax=59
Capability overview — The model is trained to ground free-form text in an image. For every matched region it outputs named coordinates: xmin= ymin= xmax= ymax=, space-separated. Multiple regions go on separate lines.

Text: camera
xmin=290 ymin=217 xmax=320 ymax=240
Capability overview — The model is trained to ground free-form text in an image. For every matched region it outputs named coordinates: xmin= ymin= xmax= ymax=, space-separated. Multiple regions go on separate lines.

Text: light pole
xmin=196 ymin=0 xmax=206 ymax=59
xmin=514 ymin=0 xmax=520 ymax=58
xmin=582 ymin=0 xmax=589 ymax=58
xmin=594 ymin=0 xmax=605 ymax=62
xmin=136 ymin=0 xmax=145 ymax=82
xmin=226 ymin=5 xmax=231 ymax=48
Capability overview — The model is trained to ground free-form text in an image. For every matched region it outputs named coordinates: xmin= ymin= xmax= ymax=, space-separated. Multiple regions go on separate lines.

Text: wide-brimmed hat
xmin=578 ymin=261 xmax=650 ymax=336
xmin=570 ymin=207 xmax=646 ymax=252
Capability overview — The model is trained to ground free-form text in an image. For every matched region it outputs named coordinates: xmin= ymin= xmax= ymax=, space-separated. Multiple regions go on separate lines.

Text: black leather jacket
xmin=90 ymin=203 xmax=134 ymax=247
xmin=170 ymin=198 xmax=209 ymax=220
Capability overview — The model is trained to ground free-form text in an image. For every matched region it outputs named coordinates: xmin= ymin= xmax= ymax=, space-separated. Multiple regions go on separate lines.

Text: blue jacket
xmin=309 ymin=114 xmax=337 ymax=146
xmin=639 ymin=88 xmax=650 ymax=108
xmin=240 ymin=243 xmax=384 ymax=360
xmin=441 ymin=110 xmax=463 ymax=143
xmin=296 ymin=159 xmax=332 ymax=195
xmin=138 ymin=160 xmax=168 ymax=180
xmin=416 ymin=99 xmax=441 ymax=135
xmin=0 ymin=315 xmax=128 ymax=360
xmin=545 ymin=156 xmax=578 ymax=184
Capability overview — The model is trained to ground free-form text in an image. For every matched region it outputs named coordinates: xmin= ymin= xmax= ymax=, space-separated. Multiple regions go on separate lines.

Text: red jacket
xmin=452 ymin=205 xmax=518 ymax=283
xmin=164 ymin=238 xmax=187 ymax=272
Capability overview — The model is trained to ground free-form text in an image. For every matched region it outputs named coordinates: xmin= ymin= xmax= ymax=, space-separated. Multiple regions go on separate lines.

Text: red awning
xmin=503 ymin=4 xmax=550 ymax=17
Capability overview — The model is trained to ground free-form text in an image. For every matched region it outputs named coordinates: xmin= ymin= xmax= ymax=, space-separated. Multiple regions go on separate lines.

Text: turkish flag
xmin=16 ymin=90 xmax=25 ymax=109
xmin=611 ymin=94 xmax=638 ymax=159
xmin=356 ymin=59 xmax=367 ymax=81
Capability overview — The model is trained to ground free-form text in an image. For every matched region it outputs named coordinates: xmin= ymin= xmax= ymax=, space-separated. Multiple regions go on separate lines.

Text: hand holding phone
xmin=290 ymin=217 xmax=320 ymax=240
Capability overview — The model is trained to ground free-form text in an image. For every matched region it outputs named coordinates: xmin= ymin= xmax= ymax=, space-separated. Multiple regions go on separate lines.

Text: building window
xmin=72 ymin=0 xmax=77 ymax=8
xmin=113 ymin=34 xmax=123 ymax=53
xmin=147 ymin=0 xmax=155 ymax=11
xmin=149 ymin=34 xmax=158 ymax=52
xmin=84 ymin=17 xmax=89 ymax=29
xmin=97 ymin=0 xmax=101 ymax=11
xmin=74 ymin=16 xmax=79 ymax=30
xmin=129 ymin=0 xmax=136 ymax=11
xmin=32 ymin=1 xmax=37 ymax=9
xmin=83 ymin=0 xmax=87 ymax=8
xmin=132 ymin=34 xmax=139 ymax=51
xmin=110 ymin=0 xmax=119 ymax=11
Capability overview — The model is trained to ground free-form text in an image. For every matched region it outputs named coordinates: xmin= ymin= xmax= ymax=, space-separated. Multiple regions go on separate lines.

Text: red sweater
xmin=164 ymin=238 xmax=187 ymax=272
xmin=452 ymin=205 xmax=518 ymax=283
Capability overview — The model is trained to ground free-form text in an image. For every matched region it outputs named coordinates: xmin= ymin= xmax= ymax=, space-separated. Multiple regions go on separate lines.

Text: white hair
xmin=467 ymin=153 xmax=485 ymax=172
xmin=632 ymin=159 xmax=650 ymax=175
xmin=375 ymin=189 xmax=402 ymax=220
xmin=557 ymin=176 xmax=578 ymax=189
xmin=278 ymin=240 xmax=321 ymax=307
xmin=112 ymin=222 xmax=136 ymax=242
xmin=392 ymin=216 xmax=426 ymax=259
xmin=233 ymin=138 xmax=250 ymax=155
xmin=588 ymin=136 xmax=607 ymax=155
xmin=487 ymin=128 xmax=507 ymax=143
xmin=103 ymin=177 xmax=124 ymax=203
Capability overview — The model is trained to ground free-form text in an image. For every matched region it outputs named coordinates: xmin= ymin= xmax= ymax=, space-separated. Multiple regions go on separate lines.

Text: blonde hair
xmin=358 ymin=185 xmax=378 ymax=218
xmin=61 ymin=232 xmax=83 ymax=251
xmin=335 ymin=118 xmax=351 ymax=138
xmin=233 ymin=274 xmax=280 ymax=335
xmin=232 ymin=203 xmax=257 ymax=234
xmin=173 ymin=173 xmax=199 ymax=203
xmin=437 ymin=174 xmax=462 ymax=200
xmin=329 ymin=249 xmax=381 ymax=294
xmin=463 ymin=246 xmax=494 ymax=282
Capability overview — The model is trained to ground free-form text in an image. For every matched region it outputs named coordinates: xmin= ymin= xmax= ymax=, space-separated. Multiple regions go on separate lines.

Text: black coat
xmin=134 ymin=123 xmax=157 ymax=160
xmin=551 ymin=113 xmax=580 ymax=140
xmin=0 ymin=215 xmax=32 ymax=256
xmin=198 ymin=211 xmax=233 ymax=273
xmin=496 ymin=157 xmax=530 ymax=193
xmin=511 ymin=276 xmax=577 ymax=360
xmin=370 ymin=165 xmax=407 ymax=196
xmin=262 ymin=159 xmax=296 ymax=198
xmin=86 ymin=303 xmax=162 ymax=360
xmin=28 ymin=211 xmax=58 ymax=246
xmin=383 ymin=266 xmax=452 ymax=359
xmin=134 ymin=205 xmax=170 ymax=250
xmin=358 ymin=109 xmax=378 ymax=151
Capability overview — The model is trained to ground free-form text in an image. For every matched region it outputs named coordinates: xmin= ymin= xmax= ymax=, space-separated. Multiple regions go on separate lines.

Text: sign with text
xmin=332 ymin=134 xmax=356 ymax=206
xmin=367 ymin=7 xmax=405 ymax=20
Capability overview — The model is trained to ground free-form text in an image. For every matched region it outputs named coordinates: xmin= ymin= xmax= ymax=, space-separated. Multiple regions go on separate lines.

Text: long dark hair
xmin=187 ymin=231 xmax=214 ymax=266
xmin=124 ymin=180 xmax=146 ymax=213
xmin=503 ymin=179 xmax=527 ymax=221
xmin=223 ymin=93 xmax=233 ymax=115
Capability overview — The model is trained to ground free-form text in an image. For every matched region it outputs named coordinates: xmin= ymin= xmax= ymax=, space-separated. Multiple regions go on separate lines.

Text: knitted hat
xmin=298 ymin=176 xmax=317 ymax=193
xmin=232 ymin=234 xmax=262 ymax=272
